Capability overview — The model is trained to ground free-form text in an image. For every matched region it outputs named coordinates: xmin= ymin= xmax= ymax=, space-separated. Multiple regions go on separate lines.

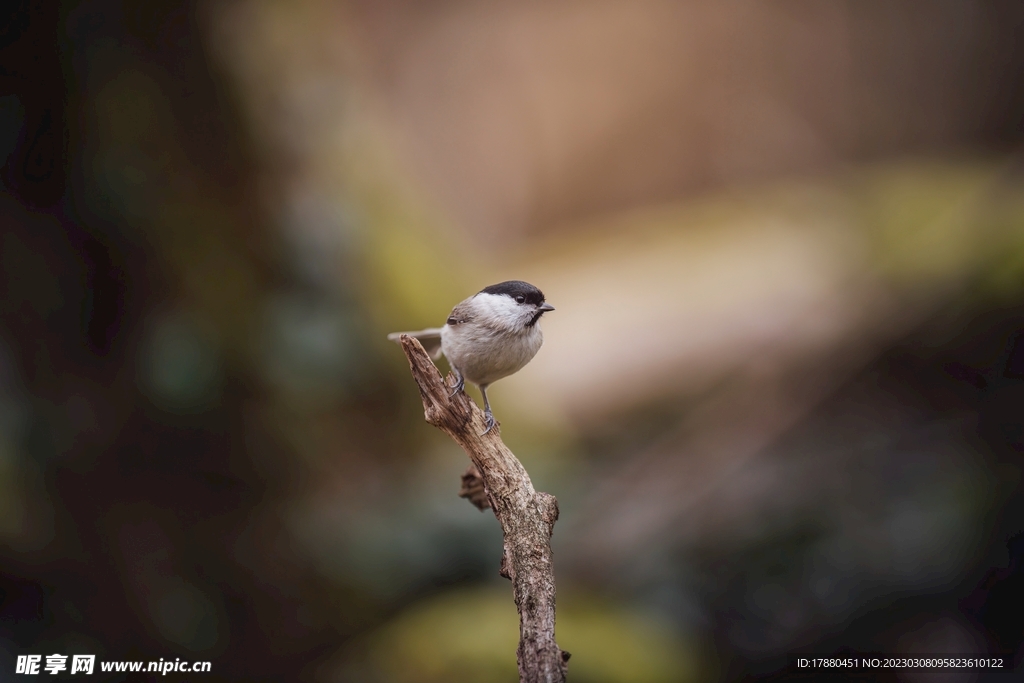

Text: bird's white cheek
xmin=472 ymin=294 xmax=522 ymax=327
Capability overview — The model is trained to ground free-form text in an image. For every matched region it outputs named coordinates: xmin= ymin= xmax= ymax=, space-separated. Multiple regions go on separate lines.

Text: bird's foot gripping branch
xmin=397 ymin=335 xmax=570 ymax=683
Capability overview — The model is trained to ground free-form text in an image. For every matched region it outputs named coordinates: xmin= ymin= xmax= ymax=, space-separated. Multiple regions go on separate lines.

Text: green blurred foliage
xmin=337 ymin=587 xmax=697 ymax=683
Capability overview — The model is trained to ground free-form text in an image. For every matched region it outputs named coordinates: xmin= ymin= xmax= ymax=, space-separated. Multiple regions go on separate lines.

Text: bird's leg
xmin=480 ymin=384 xmax=497 ymax=435
xmin=448 ymin=367 xmax=465 ymax=398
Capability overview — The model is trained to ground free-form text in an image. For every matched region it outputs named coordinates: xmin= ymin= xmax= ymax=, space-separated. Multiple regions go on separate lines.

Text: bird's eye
xmin=515 ymin=295 xmax=526 ymax=304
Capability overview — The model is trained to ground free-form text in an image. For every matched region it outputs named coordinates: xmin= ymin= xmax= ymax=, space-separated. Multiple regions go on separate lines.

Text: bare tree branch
xmin=398 ymin=334 xmax=570 ymax=683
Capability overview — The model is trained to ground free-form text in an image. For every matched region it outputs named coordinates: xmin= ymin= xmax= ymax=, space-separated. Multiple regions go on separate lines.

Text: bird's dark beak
xmin=538 ymin=303 xmax=555 ymax=312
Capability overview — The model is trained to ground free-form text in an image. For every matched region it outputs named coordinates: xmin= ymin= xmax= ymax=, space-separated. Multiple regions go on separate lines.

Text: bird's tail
xmin=386 ymin=328 xmax=444 ymax=361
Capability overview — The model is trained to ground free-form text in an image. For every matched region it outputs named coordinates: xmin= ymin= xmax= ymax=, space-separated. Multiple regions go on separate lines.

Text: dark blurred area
xmin=0 ymin=1 xmax=1022 ymax=682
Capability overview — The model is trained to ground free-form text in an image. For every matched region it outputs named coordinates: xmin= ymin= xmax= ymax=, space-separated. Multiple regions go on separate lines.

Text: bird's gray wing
xmin=387 ymin=327 xmax=444 ymax=361
xmin=445 ymin=301 xmax=474 ymax=326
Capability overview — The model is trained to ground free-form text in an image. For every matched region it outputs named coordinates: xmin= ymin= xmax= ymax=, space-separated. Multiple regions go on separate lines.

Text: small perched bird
xmin=388 ymin=280 xmax=555 ymax=434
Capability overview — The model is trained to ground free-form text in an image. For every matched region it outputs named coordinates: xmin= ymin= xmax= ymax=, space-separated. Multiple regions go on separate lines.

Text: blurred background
xmin=1 ymin=1 xmax=1023 ymax=681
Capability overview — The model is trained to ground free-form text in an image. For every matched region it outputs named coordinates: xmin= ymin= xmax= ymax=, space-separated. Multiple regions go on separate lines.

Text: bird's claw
xmin=448 ymin=373 xmax=465 ymax=399
xmin=481 ymin=410 xmax=497 ymax=435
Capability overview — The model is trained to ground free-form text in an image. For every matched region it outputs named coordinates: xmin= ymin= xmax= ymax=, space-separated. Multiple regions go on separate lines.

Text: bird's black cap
xmin=479 ymin=280 xmax=546 ymax=306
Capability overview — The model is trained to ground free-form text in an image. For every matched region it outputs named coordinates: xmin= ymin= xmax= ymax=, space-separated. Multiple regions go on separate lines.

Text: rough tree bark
xmin=398 ymin=335 xmax=570 ymax=683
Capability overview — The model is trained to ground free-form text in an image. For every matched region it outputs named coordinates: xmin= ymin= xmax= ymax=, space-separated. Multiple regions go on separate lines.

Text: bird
xmin=388 ymin=280 xmax=555 ymax=434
